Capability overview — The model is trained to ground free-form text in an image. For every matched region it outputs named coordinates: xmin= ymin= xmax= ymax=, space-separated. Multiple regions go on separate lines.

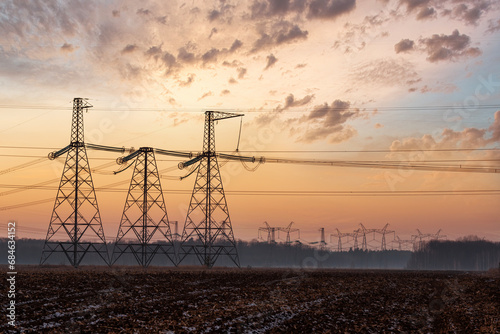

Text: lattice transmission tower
xmin=40 ymin=98 xmax=109 ymax=267
xmin=111 ymin=147 xmax=176 ymax=267
xmin=178 ymin=111 xmax=243 ymax=268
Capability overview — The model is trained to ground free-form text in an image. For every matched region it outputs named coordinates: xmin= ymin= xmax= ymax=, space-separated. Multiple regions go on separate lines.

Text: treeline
xmin=407 ymin=237 xmax=500 ymax=271
xmin=2 ymin=238 xmax=499 ymax=270
xmin=0 ymin=238 xmax=410 ymax=269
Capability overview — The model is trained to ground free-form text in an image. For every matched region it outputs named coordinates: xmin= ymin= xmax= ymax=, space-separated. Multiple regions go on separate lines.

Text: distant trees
xmin=407 ymin=238 xmax=500 ymax=271
xmin=3 ymin=237 xmax=499 ymax=271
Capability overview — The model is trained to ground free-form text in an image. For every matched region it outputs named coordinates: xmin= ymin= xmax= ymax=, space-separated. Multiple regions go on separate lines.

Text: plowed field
xmin=1 ymin=266 xmax=499 ymax=333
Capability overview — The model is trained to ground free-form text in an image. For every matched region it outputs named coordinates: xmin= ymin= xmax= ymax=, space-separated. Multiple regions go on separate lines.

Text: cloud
xmin=112 ymin=10 xmax=120 ymax=17
xmin=220 ymin=89 xmax=231 ymax=96
xmin=332 ymin=12 xmax=390 ymax=54
xmin=307 ymin=0 xmax=356 ymax=20
xmin=222 ymin=60 xmax=243 ymax=67
xmin=274 ymin=94 xmax=314 ymax=112
xmin=489 ymin=110 xmax=500 ymax=142
xmin=400 ymin=0 xmax=429 ymax=12
xmin=145 ymin=45 xmax=163 ymax=60
xmin=296 ymin=99 xmax=362 ymax=143
xmin=251 ymin=22 xmax=308 ymax=52
xmin=121 ymin=44 xmax=138 ymax=54
xmin=254 ymin=93 xmax=315 ymax=125
xmin=230 ymin=39 xmax=243 ymax=52
xmin=375 ymin=123 xmax=384 ymax=129
xmin=351 ymin=58 xmax=420 ymax=88
xmin=178 ymin=73 xmax=195 ymax=87
xmin=486 ymin=19 xmax=500 ymax=33
xmin=265 ymin=53 xmax=278 ymax=69
xmin=445 ymin=2 xmax=492 ymax=26
xmin=229 ymin=77 xmax=238 ymax=84
xmin=201 ymin=48 xmax=220 ymax=64
xmin=249 ymin=0 xmax=355 ymax=20
xmin=420 ymin=83 xmax=458 ymax=94
xmin=60 ymin=43 xmax=76 ymax=54
xmin=208 ymin=9 xmax=221 ymax=21
xmin=419 ymin=29 xmax=481 ymax=63
xmin=137 ymin=8 xmax=151 ymax=16
xmin=198 ymin=91 xmax=213 ymax=101
xmin=394 ymin=39 xmax=415 ymax=53
xmin=177 ymin=47 xmax=196 ymax=64
xmin=237 ymin=67 xmax=247 ymax=79
xmin=416 ymin=7 xmax=435 ymax=20
xmin=276 ymin=93 xmax=315 ymax=112
xmin=389 ymin=110 xmax=500 ymax=153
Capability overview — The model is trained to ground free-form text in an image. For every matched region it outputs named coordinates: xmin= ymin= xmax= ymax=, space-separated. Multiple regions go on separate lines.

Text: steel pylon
xmin=40 ymin=98 xmax=109 ymax=267
xmin=178 ymin=111 xmax=241 ymax=268
xmin=111 ymin=147 xmax=175 ymax=267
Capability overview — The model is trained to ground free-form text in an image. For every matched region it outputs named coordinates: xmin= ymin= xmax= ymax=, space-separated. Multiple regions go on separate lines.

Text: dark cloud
xmin=394 ymin=39 xmax=415 ymax=53
xmin=229 ymin=39 xmax=243 ymax=52
xmin=60 ymin=43 xmax=76 ymax=53
xmin=307 ymin=0 xmax=356 ymax=20
xmin=297 ymin=100 xmax=361 ymax=143
xmin=161 ymin=52 xmax=177 ymax=74
xmin=201 ymin=48 xmax=220 ymax=64
xmin=419 ymin=29 xmax=481 ymax=63
xmin=121 ymin=44 xmax=138 ymax=54
xmin=275 ymin=93 xmax=315 ymax=112
xmin=208 ymin=9 xmax=221 ymax=21
xmin=265 ymin=54 xmax=278 ymax=69
xmin=112 ymin=10 xmax=120 ymax=17
xmin=229 ymin=77 xmax=238 ymax=84
xmin=416 ymin=7 xmax=435 ymax=20
xmin=207 ymin=3 xmax=235 ymax=22
xmin=295 ymin=63 xmax=307 ymax=68
xmin=221 ymin=89 xmax=230 ymax=96
xmin=251 ymin=22 xmax=308 ymax=52
xmin=136 ymin=8 xmax=151 ymax=16
xmin=156 ymin=16 xmax=167 ymax=25
xmin=448 ymin=2 xmax=491 ymax=25
xmin=177 ymin=47 xmax=196 ymax=64
xmin=250 ymin=0 xmax=307 ymax=18
xmin=237 ymin=67 xmax=247 ymax=79
xmin=254 ymin=93 xmax=314 ymax=125
xmin=400 ymin=0 xmax=429 ymax=12
xmin=145 ymin=46 xmax=163 ymax=60
xmin=222 ymin=60 xmax=243 ymax=67
xmin=209 ymin=27 xmax=218 ymax=39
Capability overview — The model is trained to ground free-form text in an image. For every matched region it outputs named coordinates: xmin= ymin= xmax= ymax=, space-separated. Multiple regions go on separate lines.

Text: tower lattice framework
xmin=179 ymin=111 xmax=241 ymax=268
xmin=40 ymin=98 xmax=109 ymax=267
xmin=111 ymin=147 xmax=175 ymax=267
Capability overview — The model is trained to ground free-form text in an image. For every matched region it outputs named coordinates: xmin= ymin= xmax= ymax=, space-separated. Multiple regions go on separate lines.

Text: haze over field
xmin=1 ymin=0 xmax=499 ymax=242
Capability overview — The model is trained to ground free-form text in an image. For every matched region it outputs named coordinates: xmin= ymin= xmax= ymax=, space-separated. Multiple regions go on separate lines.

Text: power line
xmin=1 ymin=145 xmax=499 ymax=153
xmin=1 ymin=104 xmax=499 ymax=112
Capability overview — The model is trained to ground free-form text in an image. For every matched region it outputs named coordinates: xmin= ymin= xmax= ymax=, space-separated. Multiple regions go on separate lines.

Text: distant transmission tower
xmin=178 ymin=111 xmax=242 ymax=268
xmin=40 ymin=98 xmax=109 ymax=267
xmin=111 ymin=147 xmax=175 ymax=267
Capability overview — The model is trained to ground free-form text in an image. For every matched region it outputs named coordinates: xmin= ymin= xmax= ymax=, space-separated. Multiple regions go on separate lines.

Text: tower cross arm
xmin=207 ymin=110 xmax=243 ymax=121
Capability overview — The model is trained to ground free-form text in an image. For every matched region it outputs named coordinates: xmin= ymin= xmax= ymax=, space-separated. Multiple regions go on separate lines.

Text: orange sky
xmin=1 ymin=0 xmax=499 ymax=244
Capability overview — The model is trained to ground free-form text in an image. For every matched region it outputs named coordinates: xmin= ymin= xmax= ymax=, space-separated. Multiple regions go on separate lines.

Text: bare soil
xmin=1 ymin=266 xmax=499 ymax=333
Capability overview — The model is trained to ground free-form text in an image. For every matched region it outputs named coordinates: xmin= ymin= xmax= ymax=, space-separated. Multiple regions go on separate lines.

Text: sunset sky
xmin=1 ymin=0 xmax=499 ymax=245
